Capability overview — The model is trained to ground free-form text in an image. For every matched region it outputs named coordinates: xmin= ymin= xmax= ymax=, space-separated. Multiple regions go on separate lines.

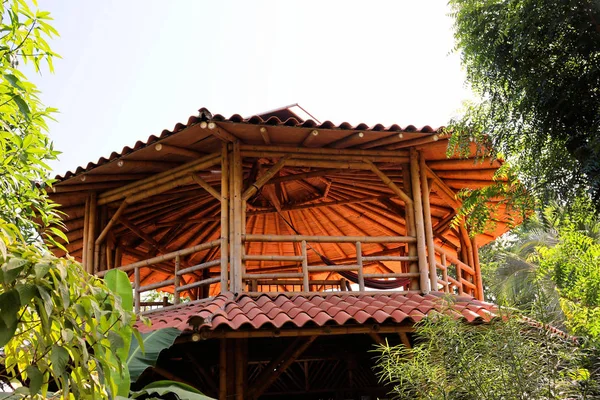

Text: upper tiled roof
xmin=136 ymin=291 xmax=497 ymax=334
xmin=55 ymin=107 xmax=441 ymax=181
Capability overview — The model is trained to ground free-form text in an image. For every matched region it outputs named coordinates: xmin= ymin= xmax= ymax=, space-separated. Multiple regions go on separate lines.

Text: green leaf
xmin=104 ymin=268 xmax=133 ymax=311
xmin=50 ymin=345 xmax=69 ymax=376
xmin=0 ymin=289 xmax=21 ymax=327
xmin=3 ymin=73 xmax=24 ymax=90
xmin=130 ymin=380 xmax=214 ymax=400
xmin=26 ymin=365 xmax=43 ymax=394
xmin=12 ymin=94 xmax=31 ymax=120
xmin=0 ymin=317 xmax=18 ymax=347
xmin=127 ymin=328 xmax=181 ymax=382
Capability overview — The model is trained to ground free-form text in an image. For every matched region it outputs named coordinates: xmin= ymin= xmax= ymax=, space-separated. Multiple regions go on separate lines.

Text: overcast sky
xmin=31 ymin=1 xmax=472 ymax=175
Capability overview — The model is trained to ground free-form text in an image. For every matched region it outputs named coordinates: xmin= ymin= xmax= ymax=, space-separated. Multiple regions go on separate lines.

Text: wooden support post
xmin=409 ymin=148 xmax=430 ymax=293
xmin=402 ymin=165 xmax=419 ymax=290
xmin=419 ymin=153 xmax=438 ymax=291
xmin=220 ymin=142 xmax=229 ymax=292
xmin=441 ymin=253 xmax=449 ymax=293
xmin=174 ymin=255 xmax=181 ymax=305
xmin=356 ymin=241 xmax=365 ymax=291
xmin=472 ymin=236 xmax=484 ymax=300
xmin=301 ymin=240 xmax=309 ymax=292
xmin=219 ymin=338 xmax=227 ymax=400
xmin=86 ymin=192 xmax=97 ymax=274
xmin=231 ymin=141 xmax=243 ymax=293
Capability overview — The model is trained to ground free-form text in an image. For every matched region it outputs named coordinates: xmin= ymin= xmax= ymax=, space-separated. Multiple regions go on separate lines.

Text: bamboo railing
xmin=97 ymin=239 xmax=221 ymax=314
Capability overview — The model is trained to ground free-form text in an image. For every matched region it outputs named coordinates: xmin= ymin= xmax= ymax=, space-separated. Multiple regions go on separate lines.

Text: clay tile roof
xmin=136 ymin=292 xmax=498 ymax=334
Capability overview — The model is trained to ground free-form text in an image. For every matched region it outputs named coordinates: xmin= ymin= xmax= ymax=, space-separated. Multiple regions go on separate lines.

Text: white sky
xmin=31 ymin=1 xmax=472 ymax=175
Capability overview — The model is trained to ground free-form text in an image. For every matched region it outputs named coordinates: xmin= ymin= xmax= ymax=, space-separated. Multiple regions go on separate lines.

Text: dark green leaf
xmin=50 ymin=345 xmax=70 ymax=376
xmin=127 ymin=328 xmax=181 ymax=382
xmin=26 ymin=365 xmax=43 ymax=394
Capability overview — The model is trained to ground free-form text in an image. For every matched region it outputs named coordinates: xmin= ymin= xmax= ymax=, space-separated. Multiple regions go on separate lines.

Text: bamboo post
xmin=82 ymin=195 xmax=90 ymax=267
xmin=219 ymin=339 xmax=227 ymax=400
xmin=220 ymin=143 xmax=229 ymax=292
xmin=86 ymin=192 xmax=97 ymax=274
xmin=402 ymin=165 xmax=419 ymax=290
xmin=419 ymin=153 xmax=438 ymax=291
xmin=301 ymin=240 xmax=309 ymax=292
xmin=235 ymin=339 xmax=246 ymax=400
xmin=441 ymin=253 xmax=449 ymax=293
xmin=174 ymin=255 xmax=181 ymax=305
xmin=134 ymin=267 xmax=140 ymax=314
xmin=356 ymin=241 xmax=365 ymax=291
xmin=231 ymin=141 xmax=243 ymax=293
xmin=472 ymin=236 xmax=484 ymax=300
xmin=409 ymin=149 xmax=430 ymax=293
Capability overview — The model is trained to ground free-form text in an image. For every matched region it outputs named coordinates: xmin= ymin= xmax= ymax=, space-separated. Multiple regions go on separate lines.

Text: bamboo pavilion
xmin=48 ymin=104 xmax=514 ymax=399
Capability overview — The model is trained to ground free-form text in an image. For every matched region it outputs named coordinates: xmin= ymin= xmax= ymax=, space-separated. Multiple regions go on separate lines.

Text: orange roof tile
xmin=136 ymin=292 xmax=498 ymax=334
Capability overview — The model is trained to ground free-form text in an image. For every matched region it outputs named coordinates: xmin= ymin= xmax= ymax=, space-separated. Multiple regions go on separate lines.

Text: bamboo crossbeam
xmin=307 ymin=265 xmax=359 ymax=272
xmin=259 ymin=126 xmax=270 ymax=144
xmin=139 ymin=279 xmax=175 ymax=293
xmin=254 ymin=279 xmax=343 ymax=286
xmin=364 ymin=159 xmax=413 ymax=205
xmin=363 ymin=272 xmax=420 ymax=278
xmin=243 ymin=234 xmax=416 ymax=243
xmin=269 ymin=168 xmax=344 ymax=184
xmin=327 ymin=131 xmax=364 ymax=149
xmin=248 ymin=195 xmax=392 ymax=216
xmin=98 ymin=152 xmax=220 ymax=205
xmin=239 ymin=144 xmax=409 ymax=158
xmin=154 ymin=143 xmax=204 ymax=158
xmin=460 ymin=278 xmax=477 ymax=290
xmin=97 ymin=240 xmax=221 ymax=276
xmin=192 ymin=173 xmax=221 ymax=200
xmin=387 ymin=134 xmax=440 ymax=150
xmin=301 ymin=129 xmax=319 ymax=146
xmin=243 ymin=151 xmax=407 ymax=163
xmin=242 ymin=155 xmax=290 ymax=201
xmin=178 ymin=259 xmax=221 ymax=275
xmin=95 ymin=200 xmax=128 ymax=246
xmin=242 ymin=272 xmax=303 ymax=279
xmin=285 ymin=159 xmax=372 ymax=170
xmin=434 ymin=245 xmax=476 ymax=276
xmin=358 ymin=133 xmax=404 ymax=149
xmin=242 ymin=255 xmax=304 ymax=262
xmin=176 ymin=277 xmax=220 ymax=292
xmin=425 ymin=165 xmax=461 ymax=208
xmin=362 ymin=255 xmax=418 ymax=262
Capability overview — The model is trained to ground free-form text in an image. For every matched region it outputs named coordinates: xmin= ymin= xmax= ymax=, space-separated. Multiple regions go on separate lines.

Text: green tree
xmin=448 ymin=0 xmax=600 ymax=206
xmin=375 ymin=310 xmax=597 ymax=399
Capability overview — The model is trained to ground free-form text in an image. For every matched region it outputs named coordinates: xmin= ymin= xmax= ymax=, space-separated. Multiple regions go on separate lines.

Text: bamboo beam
xmin=154 ymin=143 xmax=204 ymax=158
xmin=239 ymin=144 xmax=409 ymax=158
xmin=250 ymin=336 xmax=317 ymax=400
xmin=95 ymin=200 xmax=128 ymax=246
xmin=192 ymin=173 xmax=221 ymax=200
xmin=302 ymin=129 xmax=319 ymax=147
xmin=242 ymin=155 xmax=290 ymax=201
xmin=387 ymin=134 xmax=440 ymax=150
xmin=259 ymin=126 xmax=270 ymax=144
xmin=409 ymin=149 xmax=430 ymax=293
xmin=419 ymin=153 xmax=438 ymax=291
xmin=364 ymin=159 xmax=412 ymax=205
xmin=207 ymin=121 xmax=239 ymax=142
xmin=98 ymin=152 xmax=220 ymax=205
xmin=358 ymin=132 xmax=406 ymax=149
xmin=327 ymin=131 xmax=364 ymax=149
xmin=243 ymin=234 xmax=415 ymax=243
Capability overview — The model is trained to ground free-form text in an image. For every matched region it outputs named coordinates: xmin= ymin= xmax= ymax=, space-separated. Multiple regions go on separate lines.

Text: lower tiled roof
xmin=136 ymin=291 xmax=497 ymax=334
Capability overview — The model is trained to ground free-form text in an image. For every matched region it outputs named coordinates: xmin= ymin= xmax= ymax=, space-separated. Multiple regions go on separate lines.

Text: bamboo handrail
xmin=362 ymin=255 xmax=418 ymax=262
xmin=242 ymin=254 xmax=304 ymax=262
xmin=178 ymin=259 xmax=221 ymax=275
xmin=176 ymin=277 xmax=221 ymax=293
xmin=243 ymin=234 xmax=416 ymax=243
xmin=307 ymin=265 xmax=359 ymax=272
xmin=139 ymin=279 xmax=176 ymax=293
xmin=363 ymin=272 xmax=420 ymax=279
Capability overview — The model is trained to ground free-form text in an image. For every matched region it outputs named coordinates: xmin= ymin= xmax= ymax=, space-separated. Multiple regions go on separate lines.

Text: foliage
xmin=123 ymin=381 xmax=214 ymax=400
xmin=375 ymin=309 xmax=597 ymax=399
xmin=0 ymin=241 xmax=136 ymax=398
xmin=127 ymin=328 xmax=181 ymax=383
xmin=0 ymin=0 xmax=62 ymax=246
xmin=448 ymin=0 xmax=600 ymax=207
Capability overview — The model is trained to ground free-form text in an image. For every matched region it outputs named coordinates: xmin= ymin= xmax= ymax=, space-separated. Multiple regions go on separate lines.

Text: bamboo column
xmin=472 ymin=236 xmax=484 ymax=300
xmin=82 ymin=195 xmax=91 ymax=268
xmin=409 ymin=148 xmax=430 ymax=293
xmin=85 ymin=192 xmax=97 ymax=274
xmin=219 ymin=338 xmax=227 ymax=400
xmin=231 ymin=141 xmax=243 ymax=293
xmin=402 ymin=165 xmax=419 ymax=290
xmin=220 ymin=143 xmax=229 ymax=292
xmin=419 ymin=153 xmax=438 ymax=291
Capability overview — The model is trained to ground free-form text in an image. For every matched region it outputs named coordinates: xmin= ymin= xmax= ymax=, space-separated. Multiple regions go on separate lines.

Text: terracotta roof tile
xmin=136 ymin=291 xmax=498 ymax=334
